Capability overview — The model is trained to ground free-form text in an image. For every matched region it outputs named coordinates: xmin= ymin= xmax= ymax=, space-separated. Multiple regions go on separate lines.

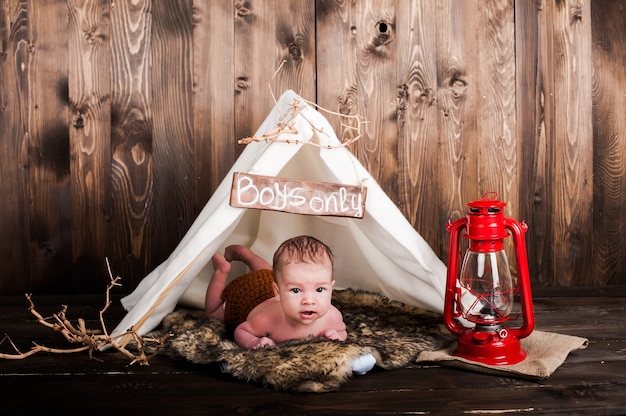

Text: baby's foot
xmin=351 ymin=353 xmax=376 ymax=375
xmin=224 ymin=245 xmax=271 ymax=270
xmin=219 ymin=361 xmax=229 ymax=374
xmin=211 ymin=253 xmax=231 ymax=275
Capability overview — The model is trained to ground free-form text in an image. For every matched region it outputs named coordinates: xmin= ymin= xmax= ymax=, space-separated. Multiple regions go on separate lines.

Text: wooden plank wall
xmin=0 ymin=0 xmax=624 ymax=294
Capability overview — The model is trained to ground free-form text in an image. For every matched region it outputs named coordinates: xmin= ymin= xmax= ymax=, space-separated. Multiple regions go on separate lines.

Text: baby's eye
xmin=316 ymin=287 xmax=326 ymax=293
xmin=290 ymin=288 xmax=301 ymax=294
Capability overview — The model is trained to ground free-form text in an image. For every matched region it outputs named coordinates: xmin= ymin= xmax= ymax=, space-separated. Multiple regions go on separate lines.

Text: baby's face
xmin=274 ymin=259 xmax=334 ymax=326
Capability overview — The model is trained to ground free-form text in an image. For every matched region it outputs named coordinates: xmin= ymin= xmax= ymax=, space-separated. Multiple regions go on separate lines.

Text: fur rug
xmin=155 ymin=289 xmax=454 ymax=392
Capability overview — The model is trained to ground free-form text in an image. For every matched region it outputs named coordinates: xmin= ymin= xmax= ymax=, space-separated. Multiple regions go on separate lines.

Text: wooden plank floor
xmin=1 ymin=286 xmax=625 ymax=415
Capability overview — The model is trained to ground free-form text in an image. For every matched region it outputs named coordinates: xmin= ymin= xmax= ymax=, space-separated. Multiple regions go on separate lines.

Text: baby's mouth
xmin=300 ymin=310 xmax=316 ymax=319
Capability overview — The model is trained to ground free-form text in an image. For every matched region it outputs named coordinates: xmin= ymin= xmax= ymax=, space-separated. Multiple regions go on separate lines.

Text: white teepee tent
xmin=111 ymin=90 xmax=447 ymax=344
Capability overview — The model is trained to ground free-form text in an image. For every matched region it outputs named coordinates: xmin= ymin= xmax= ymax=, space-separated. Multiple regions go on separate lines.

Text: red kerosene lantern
xmin=444 ymin=193 xmax=534 ymax=365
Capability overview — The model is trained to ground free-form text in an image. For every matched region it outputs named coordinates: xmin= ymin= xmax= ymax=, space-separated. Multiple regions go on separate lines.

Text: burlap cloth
xmin=416 ymin=330 xmax=588 ymax=379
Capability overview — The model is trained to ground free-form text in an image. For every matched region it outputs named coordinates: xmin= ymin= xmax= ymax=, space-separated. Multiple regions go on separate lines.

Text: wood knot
xmin=339 ymin=101 xmax=352 ymax=116
xmin=366 ymin=20 xmax=394 ymax=57
xmin=73 ymin=114 xmax=85 ymax=129
xmin=192 ymin=6 xmax=202 ymax=25
xmin=397 ymin=84 xmax=408 ymax=125
xmin=235 ymin=2 xmax=251 ymax=17
xmin=571 ymin=4 xmax=583 ymax=20
xmin=39 ymin=241 xmax=56 ymax=259
xmin=84 ymin=26 xmax=106 ymax=45
xmin=288 ymin=43 xmax=302 ymax=60
xmin=235 ymin=76 xmax=249 ymax=93
xmin=373 ymin=20 xmax=392 ymax=46
xmin=338 ymin=85 xmax=358 ymax=116
xmin=339 ymin=96 xmax=355 ymax=116
xmin=376 ymin=21 xmax=390 ymax=35
xmin=448 ymin=73 xmax=467 ymax=99
xmin=397 ymin=83 xmax=408 ymax=100
xmin=419 ymin=88 xmax=435 ymax=106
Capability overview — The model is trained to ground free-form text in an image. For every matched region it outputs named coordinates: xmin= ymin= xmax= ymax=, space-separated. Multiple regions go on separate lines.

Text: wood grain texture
xmin=316 ymin=0 xmax=399 ymax=203
xmin=515 ymin=0 xmax=553 ymax=286
xmin=192 ymin=0 xmax=235 ymax=211
xmin=435 ymin=0 xmax=479 ymax=262
xmin=27 ymin=0 xmax=73 ymax=292
xmin=549 ymin=0 xmax=593 ymax=286
xmin=0 ymin=1 xmax=625 ymax=294
xmin=0 ymin=0 xmax=30 ymax=292
xmin=475 ymin=0 xmax=518 ymax=268
xmin=1 ymin=288 xmax=625 ymax=415
xmin=475 ymin=0 xmax=517 ymax=211
xmin=68 ymin=0 xmax=111 ymax=291
xmin=315 ymin=0 xmax=359 ymax=149
xmin=109 ymin=0 xmax=154 ymax=285
xmin=591 ymin=0 xmax=626 ymax=285
xmin=234 ymin=0 xmax=316 ymax=150
xmin=396 ymin=0 xmax=440 ymax=251
xmin=149 ymin=0 xmax=195 ymax=275
xmin=345 ymin=0 xmax=398 ymax=198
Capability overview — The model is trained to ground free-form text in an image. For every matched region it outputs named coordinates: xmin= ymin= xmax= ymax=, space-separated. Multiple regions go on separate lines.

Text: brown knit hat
xmin=222 ymin=269 xmax=276 ymax=329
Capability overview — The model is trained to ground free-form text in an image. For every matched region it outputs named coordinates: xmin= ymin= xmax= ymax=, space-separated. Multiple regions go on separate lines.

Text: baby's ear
xmin=272 ymin=282 xmax=280 ymax=299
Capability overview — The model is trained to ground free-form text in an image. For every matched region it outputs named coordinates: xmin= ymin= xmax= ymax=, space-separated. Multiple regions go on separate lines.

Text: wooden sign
xmin=230 ymin=172 xmax=367 ymax=218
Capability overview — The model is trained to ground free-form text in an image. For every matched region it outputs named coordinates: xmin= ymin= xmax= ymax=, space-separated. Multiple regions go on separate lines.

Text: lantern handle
xmin=444 ymin=217 xmax=468 ymax=335
xmin=482 ymin=191 xmax=499 ymax=200
xmin=504 ymin=218 xmax=535 ymax=339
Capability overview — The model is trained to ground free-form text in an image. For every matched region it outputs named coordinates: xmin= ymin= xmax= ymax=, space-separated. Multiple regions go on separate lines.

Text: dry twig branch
xmin=237 ymin=60 xmax=368 ymax=149
xmin=0 ymin=259 xmax=170 ymax=365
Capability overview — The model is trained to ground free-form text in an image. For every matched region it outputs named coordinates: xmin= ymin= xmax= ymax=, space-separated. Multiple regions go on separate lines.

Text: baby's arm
xmin=322 ymin=306 xmax=347 ymax=341
xmin=324 ymin=327 xmax=347 ymax=341
xmin=234 ymin=314 xmax=275 ymax=349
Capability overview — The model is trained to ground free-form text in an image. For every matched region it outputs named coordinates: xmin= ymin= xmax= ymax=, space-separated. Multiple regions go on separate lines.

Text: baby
xmin=205 ymin=235 xmax=347 ymax=350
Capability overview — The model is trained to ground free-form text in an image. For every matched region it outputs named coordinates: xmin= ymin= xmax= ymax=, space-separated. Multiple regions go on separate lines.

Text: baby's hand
xmin=250 ymin=336 xmax=275 ymax=350
xmin=323 ymin=328 xmax=347 ymax=342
